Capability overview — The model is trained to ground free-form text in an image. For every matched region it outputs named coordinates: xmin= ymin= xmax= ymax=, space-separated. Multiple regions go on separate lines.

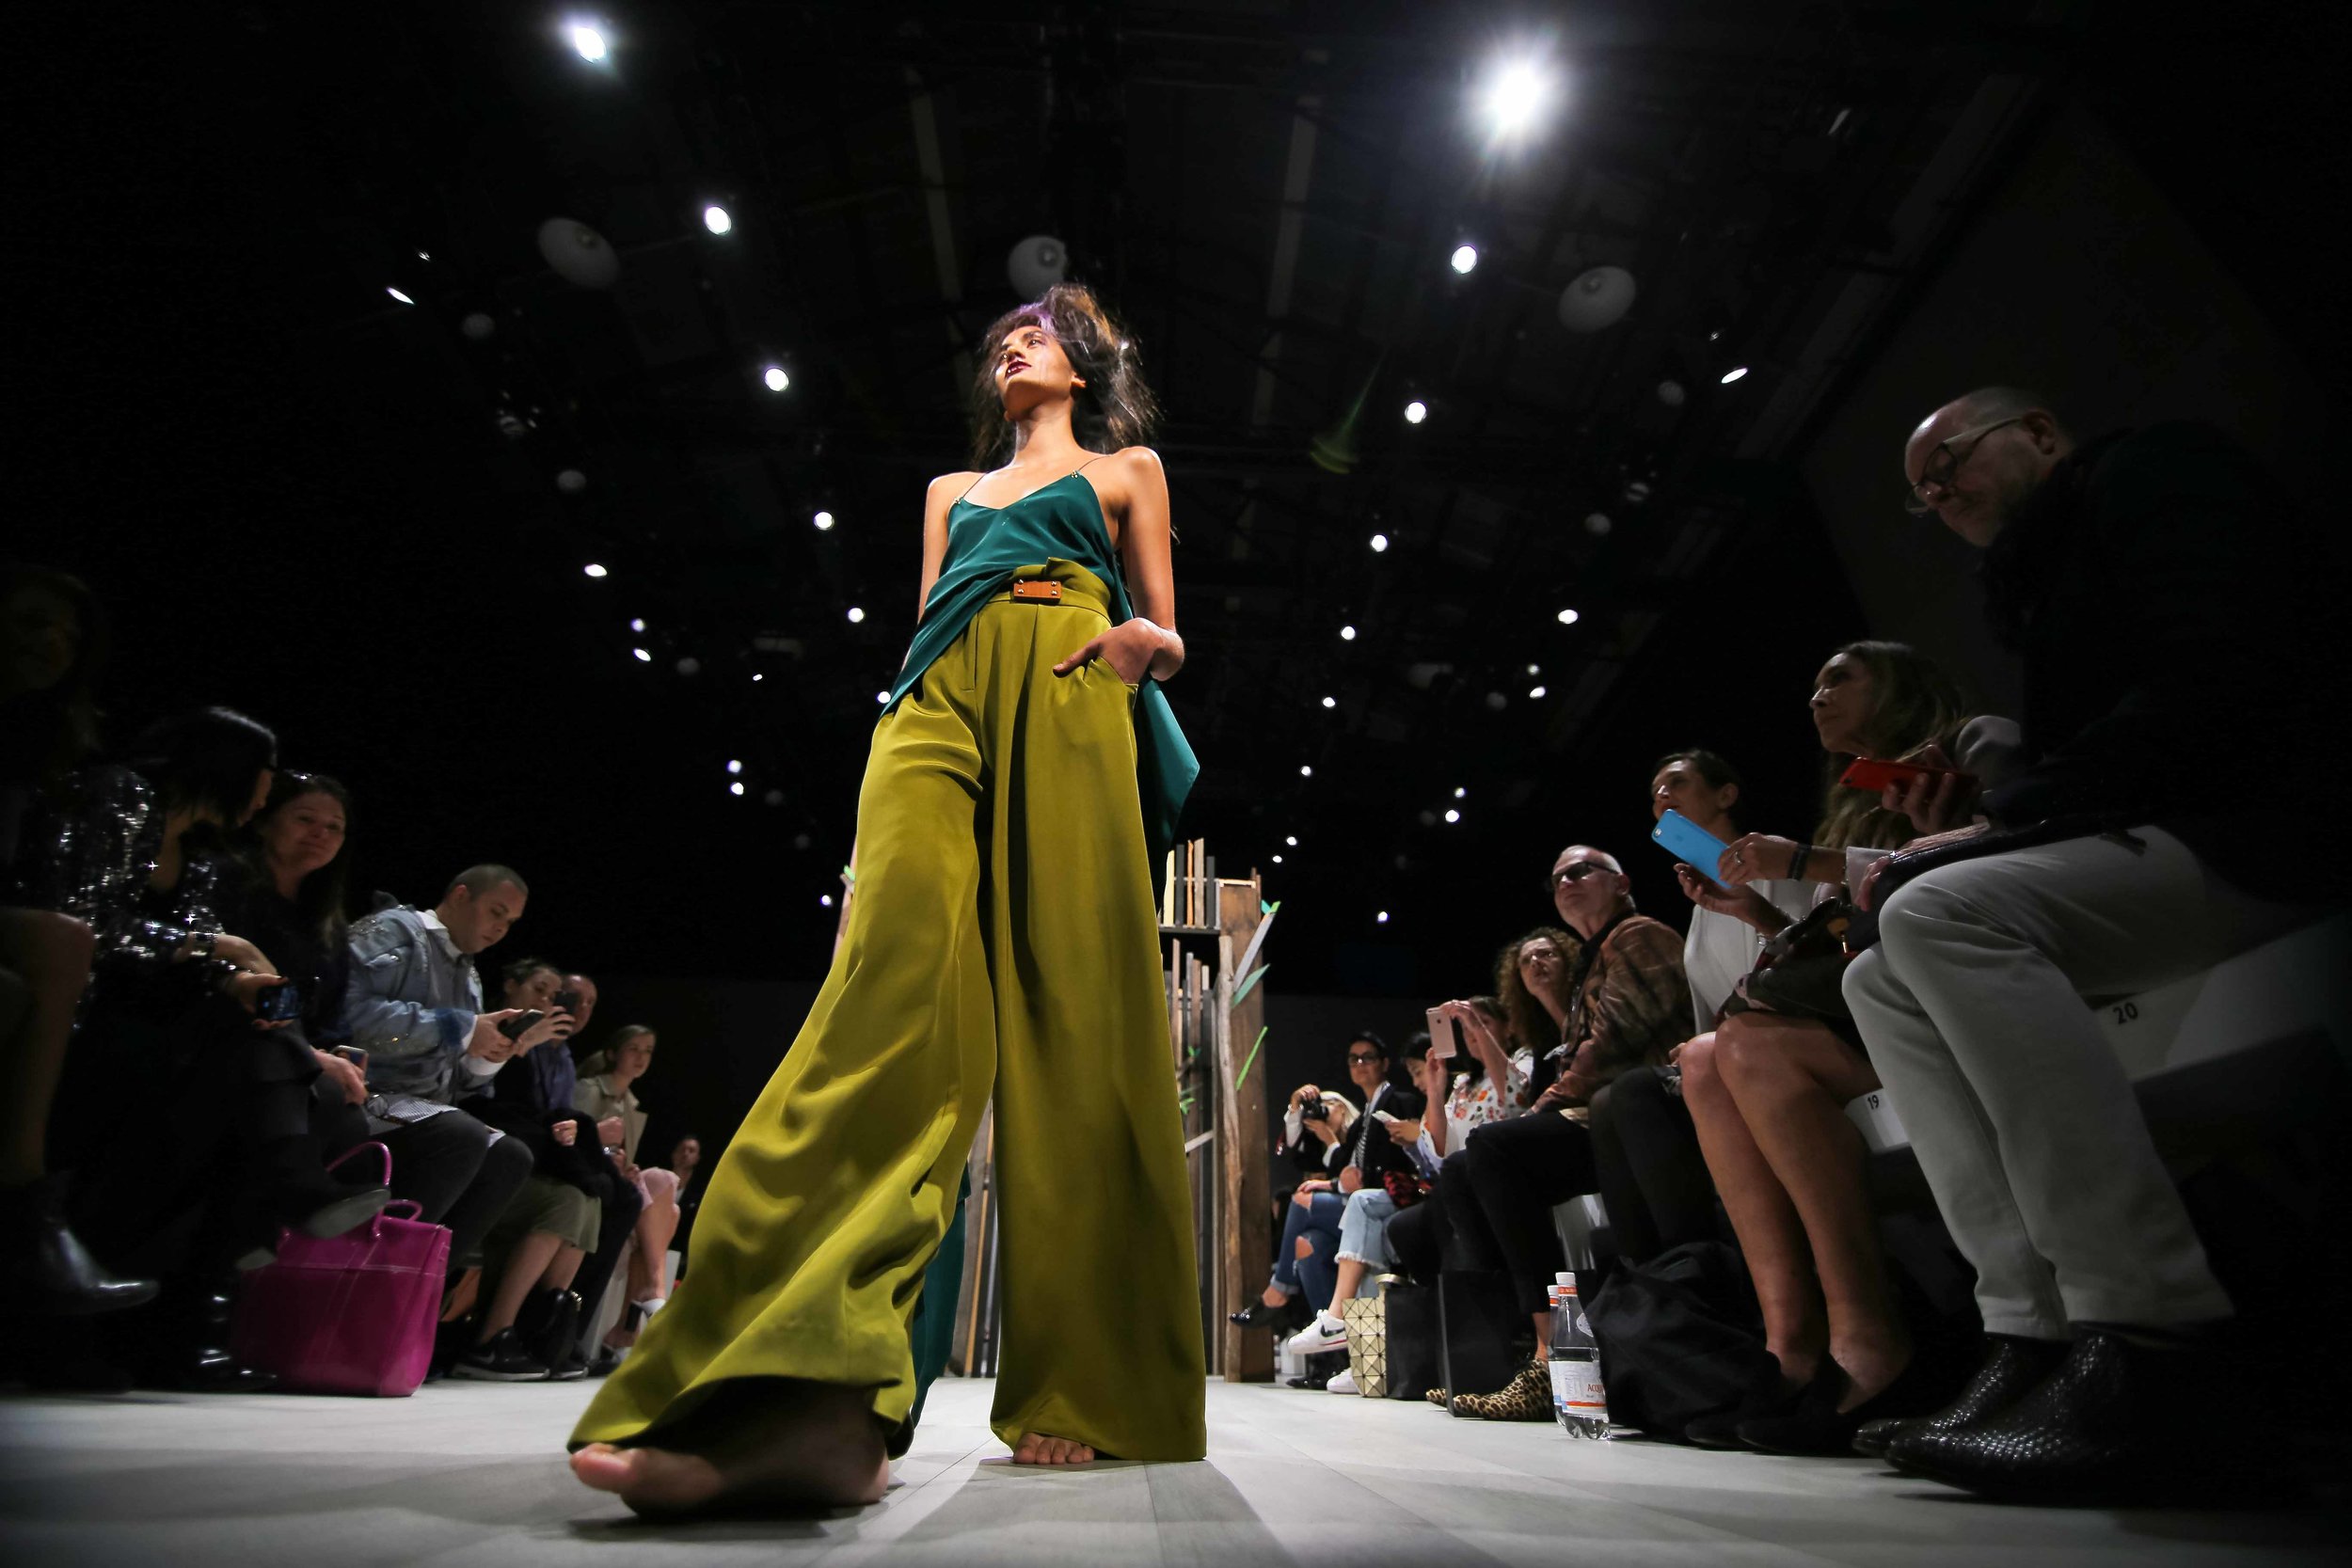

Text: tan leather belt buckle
xmin=1010 ymin=579 xmax=1062 ymax=603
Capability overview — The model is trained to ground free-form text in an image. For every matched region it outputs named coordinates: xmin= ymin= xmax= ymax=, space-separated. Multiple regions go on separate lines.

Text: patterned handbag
xmin=1341 ymin=1289 xmax=1391 ymax=1399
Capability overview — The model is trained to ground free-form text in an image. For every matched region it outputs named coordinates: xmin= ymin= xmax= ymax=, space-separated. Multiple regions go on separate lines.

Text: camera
xmin=256 ymin=981 xmax=304 ymax=1022
xmin=1299 ymin=1096 xmax=1327 ymax=1122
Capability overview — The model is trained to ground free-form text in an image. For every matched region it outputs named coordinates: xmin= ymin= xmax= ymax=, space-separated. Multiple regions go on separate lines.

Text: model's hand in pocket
xmin=1052 ymin=618 xmax=1163 ymax=685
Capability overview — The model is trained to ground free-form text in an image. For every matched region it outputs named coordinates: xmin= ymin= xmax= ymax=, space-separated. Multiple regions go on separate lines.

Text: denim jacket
xmin=342 ymin=905 xmax=484 ymax=1104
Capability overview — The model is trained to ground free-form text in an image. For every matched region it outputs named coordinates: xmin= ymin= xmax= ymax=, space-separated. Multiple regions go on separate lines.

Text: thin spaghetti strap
xmin=1074 ymin=452 xmax=1111 ymax=474
xmin=952 ymin=471 xmax=986 ymax=504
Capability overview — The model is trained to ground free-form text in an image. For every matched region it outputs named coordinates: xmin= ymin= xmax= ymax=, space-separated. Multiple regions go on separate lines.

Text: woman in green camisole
xmin=569 ymin=284 xmax=1206 ymax=1514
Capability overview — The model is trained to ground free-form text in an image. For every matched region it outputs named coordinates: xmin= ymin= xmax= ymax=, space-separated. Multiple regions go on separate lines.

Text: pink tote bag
xmin=231 ymin=1142 xmax=452 ymax=1397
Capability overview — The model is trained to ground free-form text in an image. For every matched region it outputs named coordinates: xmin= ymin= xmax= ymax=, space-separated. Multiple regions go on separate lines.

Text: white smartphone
xmin=1424 ymin=1006 xmax=1459 ymax=1059
xmin=1372 ymin=1109 xmax=1397 ymax=1124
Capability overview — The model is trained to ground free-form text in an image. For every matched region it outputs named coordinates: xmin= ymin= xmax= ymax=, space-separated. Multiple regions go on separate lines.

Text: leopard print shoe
xmin=1424 ymin=1386 xmax=1449 ymax=1407
xmin=1449 ymin=1357 xmax=1553 ymax=1422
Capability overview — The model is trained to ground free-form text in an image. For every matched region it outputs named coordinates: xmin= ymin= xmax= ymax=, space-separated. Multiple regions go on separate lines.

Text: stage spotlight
xmin=1376 ymin=911 xmax=1390 ymax=924
xmin=1370 ymin=532 xmax=1389 ymax=551
xmin=847 ymin=606 xmax=866 ymax=624
xmin=1525 ymin=663 xmax=1540 ymax=675
xmin=876 ymin=690 xmax=889 ymax=705
xmin=1285 ymin=835 xmax=1298 ymax=847
xmin=729 ymin=782 xmax=745 ymax=797
xmin=726 ymin=760 xmax=742 ymax=774
xmin=568 ymin=22 xmax=608 ymax=62
xmin=1450 ymin=244 xmax=1479 ymax=275
xmin=1444 ymin=808 xmax=1460 ymax=824
xmin=1300 ymin=765 xmax=1313 ymax=777
xmin=820 ymin=894 xmax=834 ymax=908
xmin=629 ymin=618 xmax=645 ymax=632
xmin=1556 ymin=607 xmax=1580 ymax=625
xmin=1340 ymin=625 xmax=1357 ymax=641
xmin=1321 ymin=695 xmax=1337 ymax=709
xmin=1454 ymin=786 xmax=1467 ymax=799
xmin=763 ymin=365 xmax=788 ymax=392
xmin=631 ymin=647 xmax=651 ymax=662
xmin=386 ymin=286 xmax=414 ymax=305
xmin=1404 ymin=401 xmax=1427 ymax=425
xmin=582 ymin=562 xmax=607 ymax=578
xmin=703 ymin=204 xmax=733 ymax=235
xmin=1272 ymin=854 xmax=1284 ymax=864
xmin=1721 ymin=365 xmax=1749 ymax=385
xmin=813 ymin=511 xmax=835 ymax=530
xmin=752 ymin=673 xmax=764 ymax=683
xmin=1529 ymin=684 xmax=1547 ymax=698
xmin=1480 ymin=59 xmax=1554 ymax=140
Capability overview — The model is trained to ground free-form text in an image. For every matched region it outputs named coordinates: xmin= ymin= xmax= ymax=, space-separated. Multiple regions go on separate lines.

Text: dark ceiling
xmin=22 ymin=0 xmax=2319 ymax=994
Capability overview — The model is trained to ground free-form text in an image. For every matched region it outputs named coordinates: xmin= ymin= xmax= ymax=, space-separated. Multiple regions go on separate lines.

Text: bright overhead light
xmin=820 ymin=894 xmax=834 ymax=908
xmin=729 ymin=782 xmax=745 ymax=797
xmin=1369 ymin=532 xmax=1390 ymax=552
xmin=763 ymin=365 xmax=788 ymax=392
xmin=568 ymin=22 xmax=608 ymax=62
xmin=1376 ymin=911 xmax=1390 ymax=924
xmin=1450 ymin=244 xmax=1479 ymax=275
xmin=1444 ymin=808 xmax=1461 ymax=824
xmin=1272 ymin=854 xmax=1284 ymax=864
xmin=752 ymin=673 xmax=764 ymax=683
xmin=1285 ymin=835 xmax=1298 ymax=847
xmin=1403 ymin=401 xmax=1427 ymax=425
xmin=1321 ymin=695 xmax=1337 ymax=709
xmin=1299 ymin=765 xmax=1313 ymax=777
xmin=1720 ymin=365 xmax=1749 ymax=385
xmin=1525 ymin=663 xmax=1540 ymax=675
xmin=703 ymin=203 xmax=733 ymax=235
xmin=726 ymin=760 xmax=743 ymax=775
xmin=581 ymin=562 xmax=607 ymax=578
xmin=386 ymin=286 xmax=414 ymax=305
xmin=1454 ymin=786 xmax=1467 ymax=799
xmin=1480 ymin=59 xmax=1555 ymax=139
xmin=1339 ymin=625 xmax=1357 ymax=641
xmin=876 ymin=690 xmax=889 ymax=705
xmin=1556 ymin=608 xmax=1580 ymax=625
xmin=1529 ymin=684 xmax=1548 ymax=699
xmin=629 ymin=617 xmax=645 ymax=632
xmin=813 ymin=511 xmax=835 ymax=530
xmin=847 ymin=607 xmax=866 ymax=624
xmin=631 ymin=647 xmax=651 ymax=662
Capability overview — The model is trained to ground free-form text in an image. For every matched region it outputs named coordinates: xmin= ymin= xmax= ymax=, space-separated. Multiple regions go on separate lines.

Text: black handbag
xmin=1437 ymin=1269 xmax=1524 ymax=1401
xmin=1584 ymin=1240 xmax=1777 ymax=1437
xmin=1381 ymin=1279 xmax=1441 ymax=1401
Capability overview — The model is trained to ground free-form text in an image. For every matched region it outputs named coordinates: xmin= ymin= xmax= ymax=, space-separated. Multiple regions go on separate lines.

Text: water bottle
xmin=1548 ymin=1270 xmax=1609 ymax=1438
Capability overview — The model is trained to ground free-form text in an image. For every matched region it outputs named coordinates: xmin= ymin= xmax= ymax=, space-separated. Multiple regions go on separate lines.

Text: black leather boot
xmin=140 ymin=1274 xmax=278 ymax=1393
xmin=1887 ymin=1328 xmax=2298 ymax=1505
xmin=1855 ymin=1333 xmax=2064 ymax=1457
xmin=3 ymin=1174 xmax=160 ymax=1316
xmin=516 ymin=1286 xmax=583 ymax=1381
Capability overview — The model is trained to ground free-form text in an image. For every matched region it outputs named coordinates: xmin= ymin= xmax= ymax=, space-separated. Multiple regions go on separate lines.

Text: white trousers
xmin=1842 ymin=826 xmax=2303 ymax=1338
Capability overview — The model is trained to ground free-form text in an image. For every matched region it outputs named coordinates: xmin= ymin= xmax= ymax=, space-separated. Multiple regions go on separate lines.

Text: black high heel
xmin=1230 ymin=1296 xmax=1308 ymax=1331
xmin=3 ymin=1174 xmax=160 ymax=1316
xmin=1738 ymin=1350 xmax=1951 ymax=1456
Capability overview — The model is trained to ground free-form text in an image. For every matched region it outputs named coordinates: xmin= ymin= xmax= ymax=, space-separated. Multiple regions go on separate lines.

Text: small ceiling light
xmin=726 ymin=760 xmax=743 ymax=775
xmin=1403 ymin=401 xmax=1427 ymax=425
xmin=1557 ymin=265 xmax=1636 ymax=333
xmin=568 ymin=22 xmax=608 ymax=62
xmin=581 ymin=562 xmax=607 ymax=578
xmin=1376 ymin=911 xmax=1391 ymax=924
xmin=1272 ymin=854 xmax=1284 ymax=864
xmin=763 ymin=365 xmax=788 ymax=392
xmin=847 ymin=607 xmax=866 ymax=624
xmin=1444 ymin=808 xmax=1461 ymax=824
xmin=1479 ymin=59 xmax=1555 ymax=140
xmin=1369 ymin=532 xmax=1390 ymax=552
xmin=417 ymin=250 xmax=430 ymax=261
xmin=1339 ymin=625 xmax=1357 ymax=641
xmin=729 ymin=782 xmax=745 ymax=797
xmin=1720 ymin=365 xmax=1750 ymax=385
xmin=752 ymin=673 xmax=764 ymax=683
xmin=820 ymin=894 xmax=834 ymax=908
xmin=1525 ymin=663 xmax=1540 ymax=675
xmin=876 ymin=690 xmax=890 ymax=705
xmin=386 ymin=286 xmax=414 ymax=305
xmin=1285 ymin=835 xmax=1298 ymax=847
xmin=813 ymin=510 xmax=835 ymax=531
xmin=629 ymin=618 xmax=645 ymax=632
xmin=1556 ymin=608 xmax=1581 ymax=625
xmin=1529 ymin=684 xmax=1548 ymax=699
xmin=1450 ymin=244 xmax=1479 ymax=275
xmin=1321 ymin=695 xmax=1337 ymax=709
xmin=1300 ymin=765 xmax=1313 ymax=777
xmin=703 ymin=204 xmax=733 ymax=236
xmin=1454 ymin=786 xmax=1467 ymax=799
xmin=631 ymin=647 xmax=651 ymax=662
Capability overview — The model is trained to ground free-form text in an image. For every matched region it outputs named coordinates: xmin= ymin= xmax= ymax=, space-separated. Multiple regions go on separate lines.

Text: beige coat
xmin=572 ymin=1072 xmax=647 ymax=1162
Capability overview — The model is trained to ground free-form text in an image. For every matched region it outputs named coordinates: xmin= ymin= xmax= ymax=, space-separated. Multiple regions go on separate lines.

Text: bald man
xmin=1841 ymin=390 xmax=2342 ymax=1502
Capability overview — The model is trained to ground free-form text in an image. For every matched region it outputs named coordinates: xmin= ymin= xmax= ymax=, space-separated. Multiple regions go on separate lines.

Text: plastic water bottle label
xmin=1559 ymin=1358 xmax=1607 ymax=1418
xmin=1547 ymin=1360 xmax=1575 ymax=1412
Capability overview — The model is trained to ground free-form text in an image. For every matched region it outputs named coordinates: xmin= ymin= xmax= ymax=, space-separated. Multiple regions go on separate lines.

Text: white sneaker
xmin=1325 ymin=1366 xmax=1359 ymax=1395
xmin=1283 ymin=1313 xmax=1348 ymax=1356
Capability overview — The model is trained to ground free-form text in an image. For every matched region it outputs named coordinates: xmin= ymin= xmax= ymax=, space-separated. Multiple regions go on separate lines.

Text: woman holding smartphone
xmin=572 ymin=283 xmax=1204 ymax=1514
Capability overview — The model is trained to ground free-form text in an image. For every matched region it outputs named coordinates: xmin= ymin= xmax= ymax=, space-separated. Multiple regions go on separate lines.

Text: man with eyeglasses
xmin=1838 ymin=387 xmax=2344 ymax=1502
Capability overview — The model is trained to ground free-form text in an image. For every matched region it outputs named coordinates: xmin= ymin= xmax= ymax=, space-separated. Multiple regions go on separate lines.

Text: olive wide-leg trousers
xmin=571 ymin=561 xmax=1207 ymax=1462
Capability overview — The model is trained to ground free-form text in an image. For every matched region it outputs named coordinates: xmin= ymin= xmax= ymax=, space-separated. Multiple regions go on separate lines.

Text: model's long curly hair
xmin=1496 ymin=927 xmax=1580 ymax=1053
xmin=969 ymin=282 xmax=1160 ymax=467
xmin=1813 ymin=640 xmax=1971 ymax=851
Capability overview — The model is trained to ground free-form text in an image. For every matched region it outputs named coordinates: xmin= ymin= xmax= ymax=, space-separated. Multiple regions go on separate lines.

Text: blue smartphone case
xmin=1652 ymin=809 xmax=1733 ymax=887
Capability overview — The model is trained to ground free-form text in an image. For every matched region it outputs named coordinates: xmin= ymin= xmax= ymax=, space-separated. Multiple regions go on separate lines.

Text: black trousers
xmin=565 ymin=1170 xmax=644 ymax=1338
xmin=317 ymin=1103 xmax=532 ymax=1272
xmin=1453 ymin=1111 xmax=1597 ymax=1317
xmin=1588 ymin=1066 xmax=1718 ymax=1263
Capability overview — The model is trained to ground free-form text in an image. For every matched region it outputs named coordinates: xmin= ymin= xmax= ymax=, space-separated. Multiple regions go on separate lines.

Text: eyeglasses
xmin=1904 ymin=415 xmax=2025 ymax=515
xmin=1345 ymin=1052 xmax=1383 ymax=1065
xmin=1549 ymin=863 xmax=1609 ymax=889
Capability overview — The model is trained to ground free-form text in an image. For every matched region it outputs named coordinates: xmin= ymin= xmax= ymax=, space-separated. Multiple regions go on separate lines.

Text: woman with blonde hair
xmin=571 ymin=283 xmax=1202 ymax=1513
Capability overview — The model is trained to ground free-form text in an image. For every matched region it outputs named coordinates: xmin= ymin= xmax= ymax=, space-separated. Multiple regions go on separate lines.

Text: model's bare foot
xmin=569 ymin=1383 xmax=890 ymax=1516
xmin=1012 ymin=1432 xmax=1096 ymax=1465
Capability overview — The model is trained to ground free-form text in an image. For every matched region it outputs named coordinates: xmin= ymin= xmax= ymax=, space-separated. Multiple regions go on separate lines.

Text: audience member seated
xmin=664 ymin=1132 xmax=702 ymax=1275
xmin=1832 ymin=388 xmax=2345 ymax=1503
xmin=1589 ymin=751 xmax=1815 ymax=1265
xmin=44 ymin=710 xmax=389 ymax=1388
xmin=1443 ymin=845 xmax=1691 ymax=1422
xmin=0 ymin=564 xmax=155 ymax=1318
xmin=1672 ymin=641 xmax=1979 ymax=1453
xmin=342 ymin=865 xmax=541 ymax=1333
xmin=574 ymin=1025 xmax=680 ymax=1356
xmin=1233 ymin=1033 xmax=1402 ymax=1335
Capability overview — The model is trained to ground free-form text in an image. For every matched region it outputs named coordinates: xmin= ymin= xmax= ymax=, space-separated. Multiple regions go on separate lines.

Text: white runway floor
xmin=2 ymin=1374 xmax=2345 ymax=1567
